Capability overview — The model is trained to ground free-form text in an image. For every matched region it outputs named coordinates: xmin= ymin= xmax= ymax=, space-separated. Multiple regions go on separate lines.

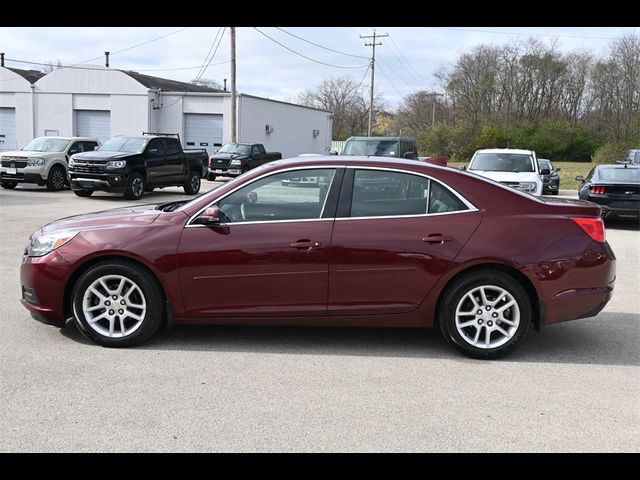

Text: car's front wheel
xmin=125 ymin=173 xmax=145 ymax=200
xmin=439 ymin=270 xmax=531 ymax=359
xmin=73 ymin=189 xmax=93 ymax=197
xmin=71 ymin=260 xmax=164 ymax=347
xmin=1 ymin=181 xmax=17 ymax=189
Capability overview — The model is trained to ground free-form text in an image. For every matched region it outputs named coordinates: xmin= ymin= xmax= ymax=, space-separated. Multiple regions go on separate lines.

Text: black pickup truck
xmin=68 ymin=134 xmax=208 ymax=200
xmin=207 ymin=143 xmax=282 ymax=181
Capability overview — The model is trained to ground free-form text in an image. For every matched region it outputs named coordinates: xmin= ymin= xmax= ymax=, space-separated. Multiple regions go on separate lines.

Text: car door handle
xmin=421 ymin=234 xmax=453 ymax=244
xmin=290 ymin=240 xmax=321 ymax=249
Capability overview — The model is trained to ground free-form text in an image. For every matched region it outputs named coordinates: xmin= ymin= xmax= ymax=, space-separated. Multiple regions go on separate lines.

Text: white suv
xmin=1 ymin=136 xmax=99 ymax=191
xmin=467 ymin=148 xmax=544 ymax=196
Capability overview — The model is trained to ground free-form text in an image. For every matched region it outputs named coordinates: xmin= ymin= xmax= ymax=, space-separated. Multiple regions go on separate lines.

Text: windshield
xmin=342 ymin=140 xmax=399 ymax=157
xmin=22 ymin=138 xmax=70 ymax=152
xmin=598 ymin=167 xmax=640 ymax=182
xmin=99 ymin=137 xmax=148 ymax=153
xmin=470 ymin=153 xmax=535 ymax=172
xmin=218 ymin=144 xmax=251 ymax=155
xmin=538 ymin=159 xmax=552 ymax=170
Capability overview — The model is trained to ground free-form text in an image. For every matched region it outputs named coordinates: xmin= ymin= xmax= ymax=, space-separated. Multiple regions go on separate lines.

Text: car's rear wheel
xmin=207 ymin=172 xmax=217 ymax=181
xmin=184 ymin=170 xmax=201 ymax=195
xmin=46 ymin=165 xmax=66 ymax=191
xmin=71 ymin=260 xmax=164 ymax=347
xmin=1 ymin=181 xmax=17 ymax=189
xmin=125 ymin=173 xmax=145 ymax=200
xmin=73 ymin=189 xmax=93 ymax=197
xmin=439 ymin=270 xmax=531 ymax=359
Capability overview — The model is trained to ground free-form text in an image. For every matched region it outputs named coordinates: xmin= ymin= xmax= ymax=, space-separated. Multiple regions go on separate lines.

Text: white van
xmin=467 ymin=148 xmax=544 ymax=196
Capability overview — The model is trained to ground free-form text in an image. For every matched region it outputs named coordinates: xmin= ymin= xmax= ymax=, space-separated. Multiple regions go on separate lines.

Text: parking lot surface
xmin=1 ymin=183 xmax=638 ymax=452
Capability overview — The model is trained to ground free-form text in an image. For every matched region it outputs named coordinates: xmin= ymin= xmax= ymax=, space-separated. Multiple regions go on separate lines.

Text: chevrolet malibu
xmin=20 ymin=157 xmax=616 ymax=359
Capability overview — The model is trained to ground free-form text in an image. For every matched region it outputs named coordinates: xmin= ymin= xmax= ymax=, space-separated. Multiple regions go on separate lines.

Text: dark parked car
xmin=68 ymin=134 xmax=208 ymax=200
xmin=208 ymin=143 xmax=281 ymax=181
xmin=576 ymin=164 xmax=640 ymax=219
xmin=538 ymin=158 xmax=560 ymax=195
xmin=21 ymin=157 xmax=615 ymax=359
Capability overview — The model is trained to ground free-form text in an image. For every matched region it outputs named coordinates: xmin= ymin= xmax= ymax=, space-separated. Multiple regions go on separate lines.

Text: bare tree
xmin=298 ymin=76 xmax=385 ymax=140
xmin=37 ymin=59 xmax=62 ymax=73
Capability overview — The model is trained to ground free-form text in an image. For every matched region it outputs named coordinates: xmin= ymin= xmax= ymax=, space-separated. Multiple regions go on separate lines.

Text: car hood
xmin=71 ymin=151 xmax=133 ymax=162
xmin=37 ymin=204 xmax=162 ymax=237
xmin=469 ymin=170 xmax=540 ymax=183
xmin=1 ymin=150 xmax=52 ymax=158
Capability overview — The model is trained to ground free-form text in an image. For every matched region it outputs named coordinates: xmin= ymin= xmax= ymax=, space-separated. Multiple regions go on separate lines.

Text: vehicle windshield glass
xmin=22 ymin=138 xmax=70 ymax=152
xmin=470 ymin=153 xmax=535 ymax=172
xmin=598 ymin=167 xmax=640 ymax=181
xmin=343 ymin=140 xmax=399 ymax=157
xmin=634 ymin=151 xmax=640 ymax=163
xmin=99 ymin=137 xmax=148 ymax=153
xmin=218 ymin=144 xmax=251 ymax=155
xmin=539 ymin=160 xmax=552 ymax=170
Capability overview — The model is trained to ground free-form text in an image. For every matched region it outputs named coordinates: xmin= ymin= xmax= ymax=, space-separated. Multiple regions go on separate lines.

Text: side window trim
xmin=336 ymin=166 xmax=476 ymax=220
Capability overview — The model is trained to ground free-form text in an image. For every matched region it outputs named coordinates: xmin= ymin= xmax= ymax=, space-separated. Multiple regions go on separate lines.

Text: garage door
xmin=75 ymin=110 xmax=111 ymax=143
xmin=184 ymin=113 xmax=223 ymax=156
xmin=0 ymin=108 xmax=17 ymax=152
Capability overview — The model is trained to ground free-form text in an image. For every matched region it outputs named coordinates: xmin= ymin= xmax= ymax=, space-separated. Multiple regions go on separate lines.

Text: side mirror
xmin=555 ymin=167 xmax=561 ymax=172
xmin=540 ymin=168 xmax=551 ymax=175
xmin=193 ymin=206 xmax=221 ymax=226
xmin=459 ymin=165 xmax=466 ymax=171
xmin=575 ymin=175 xmax=585 ymax=182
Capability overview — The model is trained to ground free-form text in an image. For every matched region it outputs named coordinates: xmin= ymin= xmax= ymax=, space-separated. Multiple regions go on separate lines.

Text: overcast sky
xmin=0 ymin=26 xmax=636 ymax=108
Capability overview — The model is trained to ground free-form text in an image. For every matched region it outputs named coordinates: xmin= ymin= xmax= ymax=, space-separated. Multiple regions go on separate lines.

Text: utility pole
xmin=430 ymin=92 xmax=444 ymax=126
xmin=360 ymin=29 xmax=388 ymax=136
xmin=230 ymin=27 xmax=237 ymax=143
xmin=0 ymin=53 xmax=4 ymax=67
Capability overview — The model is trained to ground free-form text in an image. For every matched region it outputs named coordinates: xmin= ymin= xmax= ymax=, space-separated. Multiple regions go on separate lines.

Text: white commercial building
xmin=0 ymin=65 xmax=332 ymax=158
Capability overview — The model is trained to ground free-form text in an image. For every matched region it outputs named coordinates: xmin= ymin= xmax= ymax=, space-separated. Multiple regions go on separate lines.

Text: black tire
xmin=1 ymin=181 xmax=17 ymax=189
xmin=71 ymin=260 xmax=164 ymax=347
xmin=184 ymin=170 xmax=201 ymax=195
xmin=438 ymin=269 xmax=531 ymax=359
xmin=241 ymin=166 xmax=249 ymax=174
xmin=73 ymin=189 xmax=93 ymax=197
xmin=552 ymin=189 xmax=559 ymax=195
xmin=125 ymin=172 xmax=145 ymax=200
xmin=207 ymin=172 xmax=217 ymax=182
xmin=46 ymin=165 xmax=67 ymax=191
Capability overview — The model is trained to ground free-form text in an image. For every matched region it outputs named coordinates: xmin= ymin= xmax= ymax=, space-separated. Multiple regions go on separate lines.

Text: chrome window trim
xmin=185 ymin=164 xmax=479 ymax=228
xmin=186 ymin=165 xmax=343 ymax=228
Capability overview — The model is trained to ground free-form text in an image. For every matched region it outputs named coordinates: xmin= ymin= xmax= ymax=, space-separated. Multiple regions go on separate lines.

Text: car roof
xmin=346 ymin=136 xmax=414 ymax=142
xmin=33 ymin=136 xmax=98 ymax=141
xmin=474 ymin=148 xmax=534 ymax=155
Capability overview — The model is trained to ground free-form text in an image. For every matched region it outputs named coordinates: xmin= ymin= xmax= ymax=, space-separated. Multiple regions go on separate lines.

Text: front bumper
xmin=20 ymin=250 xmax=71 ymax=326
xmin=208 ymin=166 xmax=242 ymax=177
xmin=69 ymin=171 xmax=126 ymax=192
xmin=1 ymin=166 xmax=47 ymax=185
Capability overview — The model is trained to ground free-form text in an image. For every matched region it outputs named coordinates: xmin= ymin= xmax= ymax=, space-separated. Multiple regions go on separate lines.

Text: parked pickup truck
xmin=1 ymin=136 xmax=99 ymax=191
xmin=207 ymin=143 xmax=282 ymax=181
xmin=68 ymin=134 xmax=208 ymax=200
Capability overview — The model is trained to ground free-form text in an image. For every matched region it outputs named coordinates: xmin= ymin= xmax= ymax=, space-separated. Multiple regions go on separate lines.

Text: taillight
xmin=572 ymin=217 xmax=606 ymax=243
xmin=590 ymin=185 xmax=606 ymax=195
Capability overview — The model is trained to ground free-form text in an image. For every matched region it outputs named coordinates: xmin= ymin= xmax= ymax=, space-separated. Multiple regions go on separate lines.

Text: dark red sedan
xmin=20 ymin=157 xmax=616 ymax=359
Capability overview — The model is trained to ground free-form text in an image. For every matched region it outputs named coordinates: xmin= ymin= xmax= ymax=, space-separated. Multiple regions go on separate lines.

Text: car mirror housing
xmin=540 ymin=168 xmax=551 ymax=175
xmin=193 ymin=206 xmax=221 ymax=226
xmin=555 ymin=167 xmax=562 ymax=172
xmin=575 ymin=175 xmax=585 ymax=182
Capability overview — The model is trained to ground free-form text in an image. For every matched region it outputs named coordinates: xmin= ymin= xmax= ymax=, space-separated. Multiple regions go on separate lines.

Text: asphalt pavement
xmin=0 ymin=183 xmax=638 ymax=452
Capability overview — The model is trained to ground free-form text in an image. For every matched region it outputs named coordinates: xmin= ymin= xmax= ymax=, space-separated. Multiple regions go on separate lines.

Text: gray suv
xmin=1 ymin=136 xmax=99 ymax=191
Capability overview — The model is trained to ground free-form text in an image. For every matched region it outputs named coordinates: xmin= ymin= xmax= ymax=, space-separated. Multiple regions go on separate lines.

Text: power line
xmin=274 ymin=27 xmax=369 ymax=59
xmin=430 ymin=27 xmax=618 ymax=40
xmin=74 ymin=27 xmax=192 ymax=65
xmin=376 ymin=62 xmax=404 ymax=99
xmin=385 ymin=34 xmax=430 ymax=89
xmin=377 ymin=56 xmax=416 ymax=91
xmin=193 ymin=27 xmax=226 ymax=84
xmin=253 ymin=27 xmax=369 ymax=69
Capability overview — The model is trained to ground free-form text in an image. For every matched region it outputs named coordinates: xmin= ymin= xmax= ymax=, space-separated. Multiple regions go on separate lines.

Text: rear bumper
xmin=544 ymin=286 xmax=614 ymax=325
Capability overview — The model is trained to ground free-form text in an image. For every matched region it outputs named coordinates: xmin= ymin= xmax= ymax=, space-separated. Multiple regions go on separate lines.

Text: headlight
xmin=106 ymin=160 xmax=126 ymax=169
xmin=27 ymin=231 xmax=79 ymax=257
xmin=27 ymin=157 xmax=45 ymax=167
xmin=230 ymin=159 xmax=242 ymax=165
xmin=68 ymin=157 xmax=76 ymax=167
xmin=518 ymin=182 xmax=537 ymax=192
